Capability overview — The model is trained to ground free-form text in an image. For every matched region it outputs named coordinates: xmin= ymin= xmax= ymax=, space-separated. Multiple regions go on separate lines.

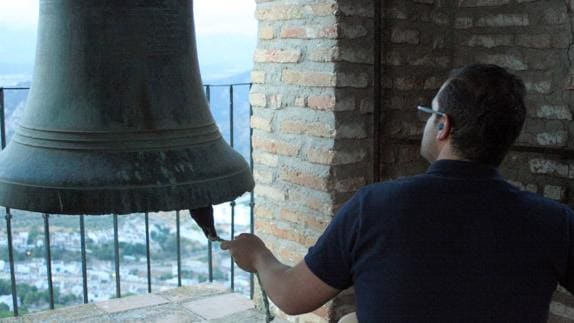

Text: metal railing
xmin=0 ymin=83 xmax=254 ymax=317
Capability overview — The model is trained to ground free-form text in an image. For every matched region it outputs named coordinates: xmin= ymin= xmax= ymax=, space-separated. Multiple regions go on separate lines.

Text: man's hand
xmin=221 ymin=233 xmax=340 ymax=315
xmin=221 ymin=233 xmax=271 ymax=273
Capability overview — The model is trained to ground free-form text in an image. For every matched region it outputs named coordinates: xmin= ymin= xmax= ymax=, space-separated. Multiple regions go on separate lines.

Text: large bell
xmin=0 ymin=0 xmax=254 ymax=215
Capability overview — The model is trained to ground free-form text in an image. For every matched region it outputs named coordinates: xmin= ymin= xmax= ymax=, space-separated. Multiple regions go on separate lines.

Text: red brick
xmin=280 ymin=168 xmax=331 ymax=191
xmin=254 ymin=49 xmax=302 ymax=63
xmin=255 ymin=6 xmax=305 ymax=21
xmin=258 ymin=26 xmax=275 ymax=40
xmin=280 ymin=119 xmax=335 ymax=138
xmin=280 ymin=26 xmax=307 ymax=38
xmin=250 ymin=115 xmax=272 ymax=132
xmin=254 ymin=205 xmax=275 ymax=220
xmin=282 ymin=70 xmax=337 ymax=87
xmin=309 ymin=3 xmax=338 ymax=16
xmin=252 ymin=136 xmax=299 ymax=156
xmin=279 ymin=208 xmax=330 ymax=232
xmin=251 ymin=71 xmax=265 ymax=84
xmin=308 ymin=95 xmax=336 ymax=110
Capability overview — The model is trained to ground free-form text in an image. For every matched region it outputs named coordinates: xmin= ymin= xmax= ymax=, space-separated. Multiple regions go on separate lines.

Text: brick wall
xmin=253 ymin=0 xmax=574 ymax=322
xmin=251 ymin=0 xmax=373 ymax=321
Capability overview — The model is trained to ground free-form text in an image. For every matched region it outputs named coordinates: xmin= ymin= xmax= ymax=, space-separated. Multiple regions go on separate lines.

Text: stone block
xmin=543 ymin=7 xmax=568 ymax=25
xmin=335 ymin=177 xmax=366 ymax=192
xmin=458 ymin=0 xmax=510 ymax=6
xmin=536 ymin=131 xmax=568 ymax=146
xmin=536 ymin=106 xmax=572 ymax=120
xmin=463 ymin=34 xmax=513 ymax=48
xmin=390 ymin=28 xmax=420 ymax=45
xmin=478 ymin=53 xmax=527 ymax=71
xmin=336 ymin=72 xmax=370 ymax=88
xmin=476 ymin=14 xmax=529 ymax=27
xmin=529 ymin=158 xmax=569 ymax=178
xmin=455 ymin=16 xmax=473 ymax=29
xmin=543 ymin=185 xmax=566 ymax=201
xmin=183 ymin=293 xmax=254 ymax=320
xmin=515 ymin=34 xmax=552 ymax=49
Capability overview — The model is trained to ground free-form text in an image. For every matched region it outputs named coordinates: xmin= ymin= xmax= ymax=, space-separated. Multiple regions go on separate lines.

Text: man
xmin=221 ymin=64 xmax=574 ymax=321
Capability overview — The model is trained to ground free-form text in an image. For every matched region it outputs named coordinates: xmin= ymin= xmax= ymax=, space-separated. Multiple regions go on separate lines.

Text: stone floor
xmin=1 ymin=283 xmax=289 ymax=323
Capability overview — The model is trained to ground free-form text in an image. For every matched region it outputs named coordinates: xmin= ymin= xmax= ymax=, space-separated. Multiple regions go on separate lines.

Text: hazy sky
xmin=0 ymin=0 xmax=257 ymax=35
xmin=0 ymin=0 xmax=258 ymax=79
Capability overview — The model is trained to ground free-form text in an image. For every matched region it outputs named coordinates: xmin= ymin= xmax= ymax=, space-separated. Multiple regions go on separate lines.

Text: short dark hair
xmin=437 ymin=64 xmax=526 ymax=166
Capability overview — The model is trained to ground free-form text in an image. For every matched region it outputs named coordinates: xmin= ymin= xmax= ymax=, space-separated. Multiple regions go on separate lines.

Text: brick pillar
xmin=251 ymin=0 xmax=373 ymax=321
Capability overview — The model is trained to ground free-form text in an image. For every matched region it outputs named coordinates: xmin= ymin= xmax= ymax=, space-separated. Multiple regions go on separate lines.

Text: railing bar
xmin=0 ymin=87 xmax=29 ymax=90
xmin=229 ymin=85 xmax=234 ymax=147
xmin=176 ymin=211 xmax=182 ymax=287
xmin=80 ymin=214 xmax=89 ymax=303
xmin=5 ymin=209 xmax=18 ymax=316
xmin=145 ymin=212 xmax=152 ymax=293
xmin=43 ymin=213 xmax=54 ymax=309
xmin=229 ymin=84 xmax=235 ymax=291
xmin=208 ymin=239 xmax=213 ymax=282
xmin=206 ymin=84 xmax=214 ymax=283
xmin=113 ymin=214 xmax=121 ymax=298
xmin=230 ymin=201 xmax=235 ymax=291
xmin=248 ymin=83 xmax=255 ymax=300
xmin=203 ymin=82 xmax=252 ymax=87
xmin=1 ymin=88 xmax=6 ymax=149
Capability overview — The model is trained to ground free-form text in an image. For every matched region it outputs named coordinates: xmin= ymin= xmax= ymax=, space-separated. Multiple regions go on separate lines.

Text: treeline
xmin=0 ymin=279 xmax=79 ymax=318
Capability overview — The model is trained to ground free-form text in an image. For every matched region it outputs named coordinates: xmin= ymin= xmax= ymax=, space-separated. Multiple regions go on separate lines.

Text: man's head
xmin=420 ymin=64 xmax=527 ymax=166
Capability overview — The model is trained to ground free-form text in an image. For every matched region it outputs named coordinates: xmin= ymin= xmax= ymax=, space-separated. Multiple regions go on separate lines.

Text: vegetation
xmin=0 ymin=279 xmax=79 ymax=318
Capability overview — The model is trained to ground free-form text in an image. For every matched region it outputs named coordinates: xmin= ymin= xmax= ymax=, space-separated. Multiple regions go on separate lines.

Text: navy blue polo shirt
xmin=305 ymin=160 xmax=574 ymax=322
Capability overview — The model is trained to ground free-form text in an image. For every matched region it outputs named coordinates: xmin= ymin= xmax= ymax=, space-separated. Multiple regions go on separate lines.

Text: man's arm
xmin=221 ymin=233 xmax=340 ymax=315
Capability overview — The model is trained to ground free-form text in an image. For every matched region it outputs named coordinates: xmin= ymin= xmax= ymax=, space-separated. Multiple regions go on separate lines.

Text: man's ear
xmin=436 ymin=114 xmax=451 ymax=141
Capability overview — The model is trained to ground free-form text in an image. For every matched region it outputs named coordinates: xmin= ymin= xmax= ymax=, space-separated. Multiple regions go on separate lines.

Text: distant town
xmin=0 ymin=195 xmax=253 ymax=316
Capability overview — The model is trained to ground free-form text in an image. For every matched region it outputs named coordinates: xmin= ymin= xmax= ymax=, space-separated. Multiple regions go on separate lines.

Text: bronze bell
xmin=0 ymin=0 xmax=254 ymax=214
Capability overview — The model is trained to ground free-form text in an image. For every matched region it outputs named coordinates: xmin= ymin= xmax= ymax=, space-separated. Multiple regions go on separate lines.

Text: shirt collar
xmin=426 ymin=159 xmax=502 ymax=180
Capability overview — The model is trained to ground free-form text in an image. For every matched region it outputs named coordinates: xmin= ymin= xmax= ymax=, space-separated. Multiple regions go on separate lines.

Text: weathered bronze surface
xmin=0 ymin=0 xmax=254 ymax=214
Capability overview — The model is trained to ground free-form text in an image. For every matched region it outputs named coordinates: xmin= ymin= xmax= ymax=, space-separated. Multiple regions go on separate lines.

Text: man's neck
xmin=435 ymin=144 xmax=466 ymax=162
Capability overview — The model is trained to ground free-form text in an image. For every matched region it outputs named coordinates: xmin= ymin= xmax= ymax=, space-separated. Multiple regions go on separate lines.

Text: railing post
xmin=5 ymin=209 xmax=18 ymax=316
xmin=176 ymin=211 xmax=182 ymax=287
xmin=205 ymin=85 xmax=214 ymax=283
xmin=248 ymin=83 xmax=255 ymax=299
xmin=113 ymin=214 xmax=121 ymax=298
xmin=0 ymin=87 xmax=6 ymax=149
xmin=229 ymin=85 xmax=235 ymax=291
xmin=145 ymin=212 xmax=152 ymax=293
xmin=80 ymin=214 xmax=89 ymax=303
xmin=43 ymin=213 xmax=54 ymax=309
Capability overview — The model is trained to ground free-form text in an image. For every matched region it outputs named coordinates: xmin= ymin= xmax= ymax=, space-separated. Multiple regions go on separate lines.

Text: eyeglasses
xmin=417 ymin=106 xmax=446 ymax=117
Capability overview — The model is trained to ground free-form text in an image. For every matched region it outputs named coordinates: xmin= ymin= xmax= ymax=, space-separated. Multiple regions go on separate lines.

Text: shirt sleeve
xmin=304 ymin=189 xmax=362 ymax=290
xmin=560 ymin=206 xmax=574 ymax=293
